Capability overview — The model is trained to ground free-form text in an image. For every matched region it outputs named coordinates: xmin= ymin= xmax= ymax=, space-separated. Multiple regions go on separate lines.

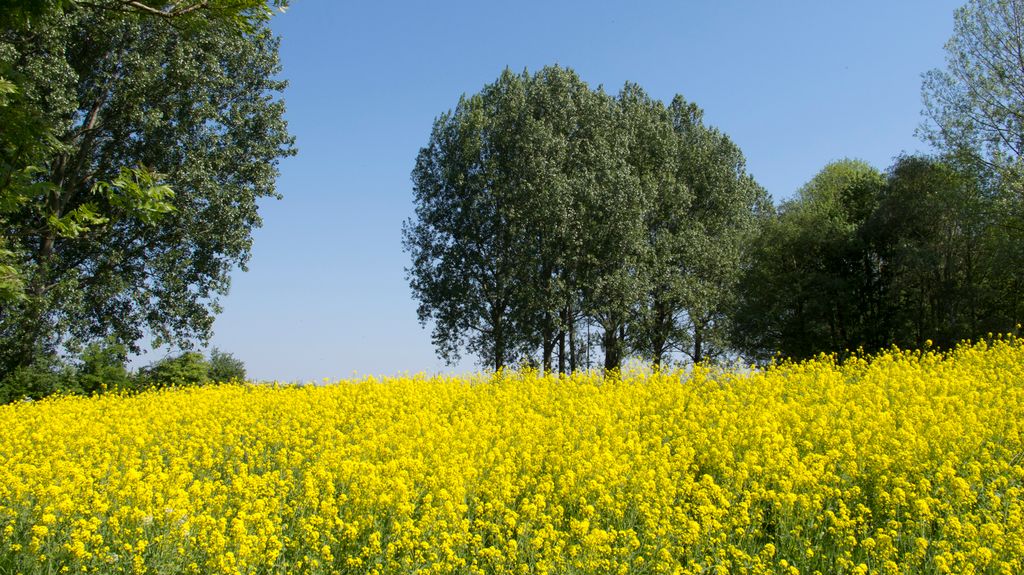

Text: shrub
xmin=137 ymin=351 xmax=210 ymax=389
xmin=76 ymin=340 xmax=132 ymax=394
xmin=0 ymin=356 xmax=75 ymax=403
xmin=207 ymin=348 xmax=246 ymax=382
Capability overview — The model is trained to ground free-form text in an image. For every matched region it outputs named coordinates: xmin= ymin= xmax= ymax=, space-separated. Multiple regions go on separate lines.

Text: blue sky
xmin=194 ymin=0 xmax=962 ymax=381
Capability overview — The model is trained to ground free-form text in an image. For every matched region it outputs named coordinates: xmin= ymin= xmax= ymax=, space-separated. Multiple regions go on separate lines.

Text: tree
xmin=870 ymin=155 xmax=1004 ymax=348
xmin=512 ymin=66 xmax=601 ymax=375
xmin=604 ymin=86 xmax=676 ymax=370
xmin=575 ymin=84 xmax=651 ymax=372
xmin=0 ymin=0 xmax=290 ymax=304
xmin=922 ymin=0 xmax=1024 ymax=184
xmin=631 ymin=96 xmax=767 ymax=367
xmin=921 ymin=0 xmax=1024 ymax=337
xmin=404 ymin=70 xmax=536 ymax=371
xmin=731 ymin=154 xmax=1021 ymax=363
xmin=731 ymin=160 xmax=886 ymax=361
xmin=0 ymin=5 xmax=295 ymax=380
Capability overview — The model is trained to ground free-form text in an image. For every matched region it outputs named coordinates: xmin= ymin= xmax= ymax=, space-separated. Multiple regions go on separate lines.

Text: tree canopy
xmin=922 ymin=0 xmax=1024 ymax=180
xmin=0 ymin=0 xmax=294 ymax=380
xmin=731 ymin=155 xmax=1020 ymax=363
xmin=405 ymin=66 xmax=766 ymax=372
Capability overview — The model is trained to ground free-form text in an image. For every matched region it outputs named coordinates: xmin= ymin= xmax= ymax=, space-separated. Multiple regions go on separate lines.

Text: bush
xmin=137 ymin=351 xmax=210 ymax=389
xmin=208 ymin=348 xmax=246 ymax=382
xmin=0 ymin=347 xmax=248 ymax=403
xmin=0 ymin=356 xmax=75 ymax=403
xmin=76 ymin=339 xmax=132 ymax=394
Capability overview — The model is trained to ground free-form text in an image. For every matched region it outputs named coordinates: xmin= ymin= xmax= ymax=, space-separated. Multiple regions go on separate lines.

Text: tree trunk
xmin=693 ymin=322 xmax=704 ymax=364
xmin=603 ymin=321 xmax=623 ymax=372
xmin=542 ymin=313 xmax=554 ymax=375
xmin=569 ymin=307 xmax=577 ymax=372
xmin=651 ymin=300 xmax=669 ymax=369
xmin=493 ymin=336 xmax=504 ymax=371
xmin=653 ymin=334 xmax=668 ymax=369
xmin=493 ymin=308 xmax=506 ymax=371
xmin=557 ymin=307 xmax=567 ymax=374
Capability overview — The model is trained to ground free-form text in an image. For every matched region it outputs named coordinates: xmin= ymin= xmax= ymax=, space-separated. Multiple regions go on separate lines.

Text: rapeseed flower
xmin=0 ymin=339 xmax=1023 ymax=573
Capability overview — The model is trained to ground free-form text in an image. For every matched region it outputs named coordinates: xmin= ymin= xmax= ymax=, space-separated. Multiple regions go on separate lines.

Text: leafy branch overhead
xmin=32 ymin=166 xmax=174 ymax=241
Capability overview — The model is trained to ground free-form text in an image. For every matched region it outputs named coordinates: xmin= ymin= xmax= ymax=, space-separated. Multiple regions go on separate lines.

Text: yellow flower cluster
xmin=2 ymin=339 xmax=1024 ymax=575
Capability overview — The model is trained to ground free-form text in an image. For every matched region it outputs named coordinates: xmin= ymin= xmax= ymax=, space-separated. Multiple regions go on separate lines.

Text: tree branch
xmin=124 ymin=0 xmax=211 ymax=18
xmin=74 ymin=0 xmax=212 ymax=19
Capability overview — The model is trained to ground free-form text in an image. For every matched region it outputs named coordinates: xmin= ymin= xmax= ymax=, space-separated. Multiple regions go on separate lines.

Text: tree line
xmin=736 ymin=0 xmax=1024 ymax=362
xmin=406 ymin=0 xmax=1024 ymax=371
xmin=733 ymin=155 xmax=1023 ymax=362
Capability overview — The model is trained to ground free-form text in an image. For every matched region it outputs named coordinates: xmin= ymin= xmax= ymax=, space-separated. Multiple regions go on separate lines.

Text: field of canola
xmin=2 ymin=340 xmax=1024 ymax=575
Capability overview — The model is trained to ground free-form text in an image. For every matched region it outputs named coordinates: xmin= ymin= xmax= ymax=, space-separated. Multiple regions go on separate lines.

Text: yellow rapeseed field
xmin=2 ymin=340 xmax=1024 ymax=575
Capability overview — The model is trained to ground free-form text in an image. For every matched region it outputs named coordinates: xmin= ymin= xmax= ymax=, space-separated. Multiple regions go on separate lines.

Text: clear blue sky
xmin=196 ymin=0 xmax=963 ymax=381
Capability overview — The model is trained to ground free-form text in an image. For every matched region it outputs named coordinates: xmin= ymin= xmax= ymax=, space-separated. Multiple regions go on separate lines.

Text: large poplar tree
xmin=631 ymin=96 xmax=767 ymax=367
xmin=404 ymin=70 xmax=537 ymax=371
xmin=0 ymin=2 xmax=294 ymax=377
xmin=511 ymin=66 xmax=599 ymax=374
